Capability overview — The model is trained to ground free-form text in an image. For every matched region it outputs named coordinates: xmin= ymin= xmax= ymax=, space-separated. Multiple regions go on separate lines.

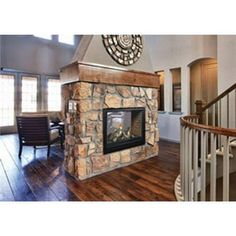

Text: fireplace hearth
xmin=103 ymin=107 xmax=145 ymax=154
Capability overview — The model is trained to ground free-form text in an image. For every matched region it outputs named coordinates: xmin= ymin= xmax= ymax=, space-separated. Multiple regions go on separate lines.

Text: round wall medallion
xmin=102 ymin=35 xmax=143 ymax=66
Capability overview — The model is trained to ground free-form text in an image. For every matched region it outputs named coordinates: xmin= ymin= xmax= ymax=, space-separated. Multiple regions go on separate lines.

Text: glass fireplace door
xmin=103 ymin=107 xmax=145 ymax=154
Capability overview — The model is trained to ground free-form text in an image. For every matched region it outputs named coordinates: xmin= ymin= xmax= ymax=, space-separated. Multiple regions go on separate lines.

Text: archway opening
xmin=189 ymin=58 xmax=218 ymax=113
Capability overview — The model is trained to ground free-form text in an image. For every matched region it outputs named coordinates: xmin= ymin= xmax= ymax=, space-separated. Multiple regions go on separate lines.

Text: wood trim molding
xmin=60 ymin=61 xmax=159 ymax=88
xmin=60 ymin=62 xmax=80 ymax=84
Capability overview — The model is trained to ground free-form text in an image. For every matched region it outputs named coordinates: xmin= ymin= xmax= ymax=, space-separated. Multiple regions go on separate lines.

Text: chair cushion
xmin=50 ymin=129 xmax=59 ymax=141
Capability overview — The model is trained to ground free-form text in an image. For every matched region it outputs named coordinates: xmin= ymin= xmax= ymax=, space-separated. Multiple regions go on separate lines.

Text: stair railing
xmin=196 ymin=83 xmax=236 ymax=129
xmin=176 ymin=83 xmax=236 ymax=201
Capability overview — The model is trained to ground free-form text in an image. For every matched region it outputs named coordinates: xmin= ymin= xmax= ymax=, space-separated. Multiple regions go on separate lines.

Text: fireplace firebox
xmin=103 ymin=107 xmax=145 ymax=154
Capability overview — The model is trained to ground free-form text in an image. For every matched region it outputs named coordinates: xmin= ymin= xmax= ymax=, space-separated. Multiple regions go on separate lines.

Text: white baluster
xmin=200 ymin=131 xmax=207 ymax=201
xmin=213 ymin=104 xmax=216 ymax=126
xmin=184 ymin=127 xmax=189 ymax=201
xmin=223 ymin=136 xmax=230 ymax=201
xmin=210 ymin=133 xmax=217 ymax=201
xmin=180 ymin=125 xmax=185 ymax=199
xmin=217 ymin=101 xmax=222 ymax=150
xmin=193 ymin=129 xmax=199 ymax=201
xmin=205 ymin=109 xmax=209 ymax=125
xmin=188 ymin=128 xmax=193 ymax=201
xmin=227 ymin=94 xmax=229 ymax=128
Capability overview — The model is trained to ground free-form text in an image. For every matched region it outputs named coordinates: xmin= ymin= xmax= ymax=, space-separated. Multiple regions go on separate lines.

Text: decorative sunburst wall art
xmin=102 ymin=35 xmax=143 ymax=66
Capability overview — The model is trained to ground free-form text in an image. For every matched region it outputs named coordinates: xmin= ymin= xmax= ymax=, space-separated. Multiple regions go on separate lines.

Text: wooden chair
xmin=16 ymin=115 xmax=63 ymax=158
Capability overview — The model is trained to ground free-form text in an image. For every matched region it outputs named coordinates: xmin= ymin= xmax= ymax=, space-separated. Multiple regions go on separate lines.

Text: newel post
xmin=195 ymin=100 xmax=205 ymax=124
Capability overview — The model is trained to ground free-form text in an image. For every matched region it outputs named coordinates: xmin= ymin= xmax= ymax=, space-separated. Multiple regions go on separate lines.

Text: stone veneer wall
xmin=62 ymin=82 xmax=159 ymax=180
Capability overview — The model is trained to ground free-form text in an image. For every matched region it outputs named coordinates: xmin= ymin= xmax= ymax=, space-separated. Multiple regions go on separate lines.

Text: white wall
xmin=146 ymin=35 xmax=217 ymax=142
xmin=217 ymin=35 xmax=236 ymax=129
xmin=146 ymin=35 xmax=217 ymax=69
xmin=158 ymin=113 xmax=182 ymax=142
xmin=217 ymin=35 xmax=236 ymax=93
xmin=0 ymin=35 xmax=78 ymax=75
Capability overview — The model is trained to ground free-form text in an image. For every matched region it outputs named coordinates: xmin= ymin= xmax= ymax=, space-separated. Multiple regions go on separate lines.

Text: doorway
xmin=0 ymin=72 xmax=40 ymax=134
xmin=189 ymin=58 xmax=218 ymax=113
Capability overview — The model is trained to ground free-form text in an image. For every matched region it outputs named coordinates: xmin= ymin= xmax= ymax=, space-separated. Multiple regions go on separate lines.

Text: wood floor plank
xmin=5 ymin=168 xmax=37 ymax=201
xmin=107 ymin=171 xmax=160 ymax=201
xmin=0 ymin=138 xmax=19 ymax=171
xmin=0 ymin=160 xmax=15 ymax=201
xmin=1 ymin=136 xmax=59 ymax=201
xmin=82 ymin=180 xmax=114 ymax=201
xmin=0 ymin=138 xmax=37 ymax=201
xmin=91 ymin=178 xmax=133 ymax=201
xmin=31 ymin=159 xmax=79 ymax=201
xmin=98 ymin=173 xmax=141 ymax=201
xmin=136 ymin=178 xmax=175 ymax=201
xmin=125 ymin=165 xmax=175 ymax=192
xmin=36 ymin=156 xmax=103 ymax=201
xmin=0 ymin=134 xmax=180 ymax=201
xmin=59 ymin=174 xmax=101 ymax=201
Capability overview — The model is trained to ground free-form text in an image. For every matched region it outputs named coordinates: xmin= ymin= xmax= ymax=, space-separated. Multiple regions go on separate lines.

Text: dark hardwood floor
xmin=0 ymin=134 xmax=180 ymax=201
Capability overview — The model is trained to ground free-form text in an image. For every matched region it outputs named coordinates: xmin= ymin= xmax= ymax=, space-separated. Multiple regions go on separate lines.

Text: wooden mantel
xmin=60 ymin=61 xmax=159 ymax=88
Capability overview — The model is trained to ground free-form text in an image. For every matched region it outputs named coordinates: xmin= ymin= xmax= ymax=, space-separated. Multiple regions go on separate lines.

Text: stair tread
xmin=207 ymin=149 xmax=233 ymax=160
xmin=230 ymin=141 xmax=236 ymax=148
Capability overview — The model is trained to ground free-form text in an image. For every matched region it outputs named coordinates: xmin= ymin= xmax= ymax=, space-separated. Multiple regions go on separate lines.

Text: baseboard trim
xmin=160 ymin=137 xmax=180 ymax=143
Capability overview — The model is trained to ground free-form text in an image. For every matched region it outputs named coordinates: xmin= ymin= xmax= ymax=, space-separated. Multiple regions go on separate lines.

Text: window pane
xmin=48 ymin=79 xmax=61 ymax=111
xmin=34 ymin=34 xmax=52 ymax=40
xmin=22 ymin=76 xmax=37 ymax=112
xmin=0 ymin=75 xmax=15 ymax=127
xmin=58 ymin=35 xmax=74 ymax=45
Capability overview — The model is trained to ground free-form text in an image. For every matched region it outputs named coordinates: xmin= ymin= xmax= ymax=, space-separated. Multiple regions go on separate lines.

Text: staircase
xmin=175 ymin=83 xmax=236 ymax=201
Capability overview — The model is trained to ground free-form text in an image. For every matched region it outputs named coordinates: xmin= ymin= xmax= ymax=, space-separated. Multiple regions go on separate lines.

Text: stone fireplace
xmin=60 ymin=62 xmax=159 ymax=180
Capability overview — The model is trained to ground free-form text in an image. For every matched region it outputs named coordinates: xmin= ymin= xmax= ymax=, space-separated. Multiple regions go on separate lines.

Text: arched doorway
xmin=189 ymin=58 xmax=218 ymax=113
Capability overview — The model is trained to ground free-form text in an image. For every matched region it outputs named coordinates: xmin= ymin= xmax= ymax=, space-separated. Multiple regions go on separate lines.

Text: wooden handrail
xmin=202 ymin=83 xmax=236 ymax=111
xmin=180 ymin=115 xmax=236 ymax=137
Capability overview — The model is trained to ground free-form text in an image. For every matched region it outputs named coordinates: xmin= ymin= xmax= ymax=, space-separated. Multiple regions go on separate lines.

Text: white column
xmin=164 ymin=68 xmax=172 ymax=112
xmin=181 ymin=66 xmax=190 ymax=115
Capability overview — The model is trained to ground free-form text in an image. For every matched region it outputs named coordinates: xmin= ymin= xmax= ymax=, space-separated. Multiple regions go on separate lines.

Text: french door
xmin=0 ymin=71 xmax=60 ymax=135
xmin=0 ymin=73 xmax=39 ymax=134
xmin=0 ymin=73 xmax=16 ymax=134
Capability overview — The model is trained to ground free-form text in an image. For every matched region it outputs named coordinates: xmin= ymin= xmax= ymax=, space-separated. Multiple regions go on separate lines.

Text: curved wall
xmin=147 ymin=35 xmax=217 ymax=69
